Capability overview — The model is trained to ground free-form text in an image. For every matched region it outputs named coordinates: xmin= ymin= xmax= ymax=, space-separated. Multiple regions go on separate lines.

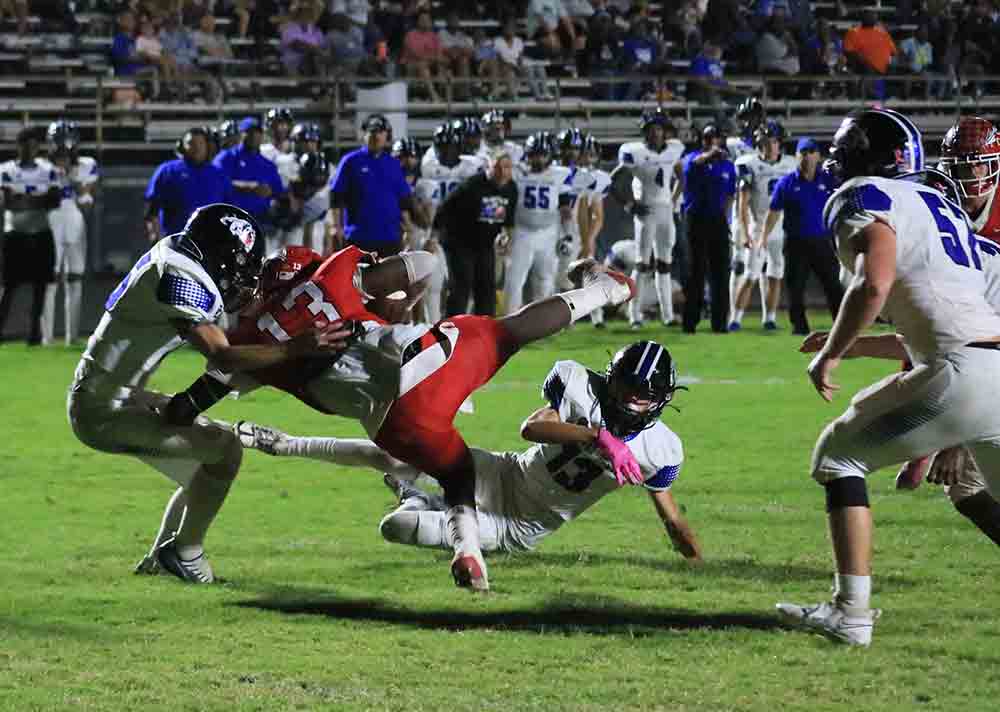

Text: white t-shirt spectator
xmin=527 ymin=0 xmax=568 ymax=36
xmin=439 ymin=28 xmax=474 ymax=52
xmin=494 ymin=35 xmax=525 ymax=66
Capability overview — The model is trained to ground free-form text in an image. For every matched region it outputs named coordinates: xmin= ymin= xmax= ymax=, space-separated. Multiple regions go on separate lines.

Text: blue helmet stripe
xmin=878 ymin=108 xmax=923 ymax=172
xmin=635 ymin=342 xmax=663 ymax=382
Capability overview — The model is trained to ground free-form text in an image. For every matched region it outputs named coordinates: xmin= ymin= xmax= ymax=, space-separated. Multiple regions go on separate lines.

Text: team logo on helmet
xmin=220 ymin=215 xmax=257 ymax=252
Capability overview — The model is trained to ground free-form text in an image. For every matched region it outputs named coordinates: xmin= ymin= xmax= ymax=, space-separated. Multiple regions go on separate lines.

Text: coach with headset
xmin=144 ymin=126 xmax=231 ymax=243
xmin=329 ymin=113 xmax=428 ymax=257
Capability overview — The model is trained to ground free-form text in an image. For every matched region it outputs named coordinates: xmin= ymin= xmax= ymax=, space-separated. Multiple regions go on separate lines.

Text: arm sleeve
xmin=156 ymin=268 xmax=222 ymax=323
xmin=642 ymin=427 xmax=684 ymax=492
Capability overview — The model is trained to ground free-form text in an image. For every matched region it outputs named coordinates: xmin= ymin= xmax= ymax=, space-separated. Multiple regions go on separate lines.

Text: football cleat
xmin=728 ymin=321 xmax=742 ymax=332
xmin=895 ymin=456 xmax=930 ymax=490
xmin=451 ymin=550 xmax=490 ymax=593
xmin=234 ymin=421 xmax=285 ymax=456
xmin=630 ymin=321 xmax=643 ymax=330
xmin=567 ymin=258 xmax=636 ymax=307
xmin=156 ymin=544 xmax=216 ymax=584
xmin=776 ymin=600 xmax=881 ymax=647
xmin=763 ymin=321 xmax=778 ymax=331
xmin=134 ymin=550 xmax=161 ymax=575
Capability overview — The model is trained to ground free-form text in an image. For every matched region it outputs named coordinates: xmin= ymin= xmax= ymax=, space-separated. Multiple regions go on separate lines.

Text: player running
xmin=165 ymin=243 xmax=637 ymax=591
xmin=729 ymin=120 xmax=796 ymax=331
xmin=612 ymin=107 xmax=686 ymax=328
xmin=67 ymin=204 xmax=349 ymax=585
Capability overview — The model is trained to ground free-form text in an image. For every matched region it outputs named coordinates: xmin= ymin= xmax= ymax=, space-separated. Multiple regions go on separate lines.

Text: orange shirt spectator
xmin=843 ymin=12 xmax=897 ymax=74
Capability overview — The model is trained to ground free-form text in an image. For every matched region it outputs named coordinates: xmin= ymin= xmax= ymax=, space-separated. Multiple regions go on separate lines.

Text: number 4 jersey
xmin=825 ymin=176 xmax=1000 ymax=364
xmin=505 ymin=360 xmax=683 ymax=528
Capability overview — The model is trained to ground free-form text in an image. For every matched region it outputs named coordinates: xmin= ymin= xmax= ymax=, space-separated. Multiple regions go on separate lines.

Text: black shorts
xmin=2 ymin=230 xmax=55 ymax=286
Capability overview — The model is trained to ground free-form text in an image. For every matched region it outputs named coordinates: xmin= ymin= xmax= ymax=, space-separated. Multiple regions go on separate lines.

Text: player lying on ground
xmin=234 ymin=342 xmax=702 ymax=559
xmin=68 ymin=204 xmax=351 ymax=585
xmin=165 ymin=244 xmax=637 ymax=591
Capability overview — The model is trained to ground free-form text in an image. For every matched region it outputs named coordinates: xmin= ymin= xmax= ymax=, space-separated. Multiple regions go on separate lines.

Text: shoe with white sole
xmin=234 ymin=421 xmax=285 ymax=456
xmin=567 ymin=258 xmax=636 ymax=307
xmin=156 ymin=543 xmax=216 ymax=584
xmin=775 ymin=599 xmax=881 ymax=646
xmin=451 ymin=550 xmax=490 ymax=593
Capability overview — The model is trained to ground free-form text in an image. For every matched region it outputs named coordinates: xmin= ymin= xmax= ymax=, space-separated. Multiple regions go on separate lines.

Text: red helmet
xmin=260 ymin=246 xmax=323 ymax=299
xmin=939 ymin=116 xmax=1000 ymax=198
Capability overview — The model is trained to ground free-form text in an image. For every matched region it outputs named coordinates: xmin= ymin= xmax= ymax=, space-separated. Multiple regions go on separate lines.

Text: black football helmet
xmin=525 ymin=131 xmax=555 ymax=159
xmin=558 ymin=127 xmax=585 ymax=152
xmin=266 ymin=106 xmax=294 ymax=127
xmin=296 ymin=152 xmax=331 ymax=191
xmin=736 ymin=96 xmax=766 ymax=135
xmin=600 ymin=341 xmax=683 ymax=438
xmin=290 ymin=122 xmax=322 ymax=147
xmin=392 ymin=137 xmax=423 ymax=159
xmin=47 ymin=119 xmax=80 ymax=155
xmin=215 ymin=119 xmax=240 ymax=148
xmin=827 ymin=108 xmax=924 ymax=182
xmin=461 ymin=116 xmax=482 ymax=137
xmin=482 ymin=108 xmax=511 ymax=143
xmin=582 ymin=133 xmax=601 ymax=162
xmin=176 ymin=203 xmax=265 ymax=312
xmin=639 ymin=106 xmax=673 ymax=132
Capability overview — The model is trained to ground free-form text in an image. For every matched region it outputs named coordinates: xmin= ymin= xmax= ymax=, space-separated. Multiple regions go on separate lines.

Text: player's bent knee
xmin=824 ymin=476 xmax=870 ymax=512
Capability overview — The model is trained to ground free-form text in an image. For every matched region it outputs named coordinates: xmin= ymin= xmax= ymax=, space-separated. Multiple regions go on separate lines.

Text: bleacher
xmin=0 ymin=0 xmax=982 ymax=161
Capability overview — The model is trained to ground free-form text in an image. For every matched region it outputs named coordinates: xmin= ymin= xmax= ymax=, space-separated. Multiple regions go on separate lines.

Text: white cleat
xmin=156 ymin=544 xmax=216 ymax=584
xmin=567 ymin=258 xmax=637 ymax=307
xmin=451 ymin=550 xmax=490 ymax=593
xmin=234 ymin=421 xmax=285 ymax=456
xmin=776 ymin=600 xmax=881 ymax=647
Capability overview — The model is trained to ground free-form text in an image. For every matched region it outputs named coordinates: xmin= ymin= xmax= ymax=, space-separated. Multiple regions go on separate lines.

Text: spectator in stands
xmin=701 ymin=0 xmax=756 ymax=70
xmin=193 ymin=13 xmax=236 ymax=61
xmin=136 ymin=14 xmax=180 ymax=88
xmin=160 ymin=12 xmax=222 ymax=103
xmin=471 ymin=28 xmax=503 ymax=101
xmin=0 ymin=0 xmax=28 ymax=35
xmin=621 ymin=16 xmax=662 ymax=100
xmin=495 ymin=17 xmax=551 ymax=100
xmin=958 ymin=0 xmax=995 ymax=97
xmin=688 ymin=39 xmax=743 ymax=105
xmin=438 ymin=12 xmax=475 ymax=100
xmin=801 ymin=18 xmax=845 ymax=98
xmin=932 ymin=19 xmax=960 ymax=100
xmin=842 ymin=9 xmax=896 ymax=97
xmin=281 ymin=0 xmax=327 ymax=76
xmin=665 ymin=1 xmax=703 ymax=56
xmin=217 ymin=0 xmax=253 ymax=38
xmin=0 ymin=127 xmax=62 ymax=345
xmin=144 ymin=126 xmax=231 ymax=242
xmin=212 ymin=118 xmax=286 ymax=239
xmin=327 ymin=11 xmax=378 ymax=78
xmin=898 ymin=25 xmax=933 ymax=99
xmin=329 ymin=113 xmax=426 ymax=257
xmin=370 ymin=0 xmax=406 ymax=55
xmin=527 ymin=0 xmax=578 ymax=69
xmin=585 ymin=9 xmax=623 ymax=100
xmin=755 ymin=9 xmax=799 ymax=96
xmin=111 ymin=10 xmax=162 ymax=99
xmin=400 ymin=10 xmax=448 ymax=103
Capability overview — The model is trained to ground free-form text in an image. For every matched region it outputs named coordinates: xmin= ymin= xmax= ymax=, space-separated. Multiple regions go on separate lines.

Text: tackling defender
xmin=776 ymin=108 xmax=1000 ymax=646
xmin=165 ymin=245 xmax=637 ymax=591
xmin=68 ymin=204 xmax=349 ymax=584
xmin=612 ymin=107 xmax=685 ymax=328
xmin=729 ymin=120 xmax=796 ymax=331
xmin=237 ymin=342 xmax=702 ymax=560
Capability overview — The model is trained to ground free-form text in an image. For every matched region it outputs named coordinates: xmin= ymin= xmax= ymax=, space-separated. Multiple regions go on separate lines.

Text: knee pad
xmin=655 ymin=259 xmax=671 ymax=274
xmin=635 ymin=261 xmax=653 ymax=274
xmin=824 ymin=476 xmax=869 ymax=512
xmin=66 ymin=273 xmax=83 ymax=283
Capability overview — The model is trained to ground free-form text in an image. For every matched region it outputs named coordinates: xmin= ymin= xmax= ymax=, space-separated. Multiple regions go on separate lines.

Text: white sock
xmin=446 ymin=504 xmax=482 ymax=557
xmin=654 ymin=270 xmax=673 ymax=322
xmin=66 ymin=279 xmax=83 ymax=344
xmin=559 ymin=280 xmax=623 ymax=323
xmin=590 ymin=306 xmax=604 ymax=325
xmin=41 ymin=283 xmax=57 ymax=344
xmin=628 ymin=268 xmax=642 ymax=323
xmin=152 ymin=487 xmax=188 ymax=551
xmin=835 ymin=573 xmax=871 ymax=609
xmin=766 ymin=310 xmax=777 ymax=323
xmin=280 ymin=436 xmax=422 ymax=479
xmin=733 ymin=309 xmax=744 ymax=324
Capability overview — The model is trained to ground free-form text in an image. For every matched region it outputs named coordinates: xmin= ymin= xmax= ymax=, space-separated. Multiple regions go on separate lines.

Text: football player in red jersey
xmin=165 ymin=245 xmax=637 ymax=591
xmin=814 ymin=116 xmax=1000 ymax=549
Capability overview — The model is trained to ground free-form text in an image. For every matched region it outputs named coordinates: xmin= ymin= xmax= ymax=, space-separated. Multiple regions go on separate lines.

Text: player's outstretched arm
xmin=648 ymin=489 xmax=702 ymax=561
xmin=800 ymin=331 xmax=905 ymax=360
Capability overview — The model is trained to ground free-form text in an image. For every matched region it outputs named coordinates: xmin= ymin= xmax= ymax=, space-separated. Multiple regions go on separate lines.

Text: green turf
xmin=2 ymin=315 xmax=999 ymax=712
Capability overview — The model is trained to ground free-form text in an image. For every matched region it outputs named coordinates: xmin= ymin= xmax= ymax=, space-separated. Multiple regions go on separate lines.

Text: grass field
xmin=2 ymin=314 xmax=999 ymax=712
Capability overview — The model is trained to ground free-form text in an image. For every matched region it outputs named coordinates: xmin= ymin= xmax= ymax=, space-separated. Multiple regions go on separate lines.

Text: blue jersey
xmin=770 ymin=168 xmax=836 ymax=240
xmin=144 ymin=158 xmax=231 ymax=236
xmin=212 ymin=144 xmax=286 ymax=219
xmin=681 ymin=150 xmax=736 ymax=219
xmin=330 ymin=146 xmax=412 ymax=249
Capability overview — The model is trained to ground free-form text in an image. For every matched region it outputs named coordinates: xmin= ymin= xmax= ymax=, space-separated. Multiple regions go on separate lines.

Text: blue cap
xmin=238 ymin=117 xmax=262 ymax=132
xmin=796 ymin=137 xmax=820 ymax=153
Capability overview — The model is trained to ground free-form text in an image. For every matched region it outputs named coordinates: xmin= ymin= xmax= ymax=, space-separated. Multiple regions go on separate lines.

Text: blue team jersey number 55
xmin=919 ymin=192 xmax=983 ymax=271
xmin=523 ymin=185 xmax=550 ymax=209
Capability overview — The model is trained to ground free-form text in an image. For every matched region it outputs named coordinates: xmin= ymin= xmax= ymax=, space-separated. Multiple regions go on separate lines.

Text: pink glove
xmin=595 ymin=428 xmax=644 ymax=486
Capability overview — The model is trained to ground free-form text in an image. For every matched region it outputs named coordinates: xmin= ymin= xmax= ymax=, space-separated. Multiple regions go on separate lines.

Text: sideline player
xmin=504 ymin=131 xmax=572 ymax=314
xmin=236 ymin=342 xmax=702 ymax=559
xmin=42 ymin=120 xmax=99 ymax=345
xmin=165 ymin=245 xmax=638 ymax=591
xmin=479 ymin=108 xmax=524 ymax=166
xmin=554 ymin=128 xmax=600 ymax=289
xmin=611 ymin=107 xmax=685 ymax=328
xmin=775 ymin=108 xmax=1000 ymax=646
xmin=729 ymin=120 xmax=796 ymax=331
xmin=67 ymin=204 xmax=349 ymax=584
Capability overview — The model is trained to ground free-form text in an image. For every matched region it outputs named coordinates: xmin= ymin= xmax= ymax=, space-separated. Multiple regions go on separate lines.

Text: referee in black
xmin=760 ymin=137 xmax=842 ymax=335
xmin=680 ymin=124 xmax=737 ymax=333
xmin=436 ymin=154 xmax=517 ymax=317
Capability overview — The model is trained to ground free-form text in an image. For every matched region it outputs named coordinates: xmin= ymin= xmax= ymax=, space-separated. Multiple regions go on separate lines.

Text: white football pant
xmin=630 ymin=205 xmax=675 ymax=324
xmin=504 ymin=226 xmax=559 ymax=314
xmin=42 ymin=206 xmax=87 ymax=345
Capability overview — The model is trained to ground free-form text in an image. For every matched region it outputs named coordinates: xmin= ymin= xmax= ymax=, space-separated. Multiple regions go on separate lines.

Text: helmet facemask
xmin=940 ymin=153 xmax=1000 ymax=199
